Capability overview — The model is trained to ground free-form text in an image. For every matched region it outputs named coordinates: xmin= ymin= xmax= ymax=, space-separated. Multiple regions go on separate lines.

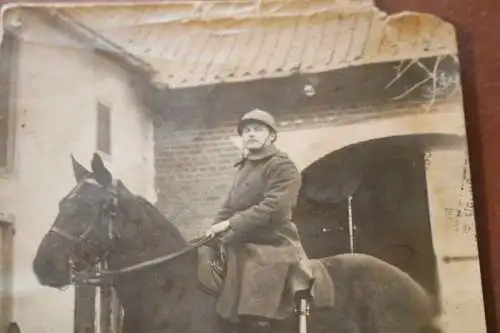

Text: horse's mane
xmin=135 ymin=195 xmax=165 ymax=217
xmin=130 ymin=194 xmax=189 ymax=246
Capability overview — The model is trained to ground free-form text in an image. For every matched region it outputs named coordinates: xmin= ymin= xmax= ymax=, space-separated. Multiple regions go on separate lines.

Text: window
xmin=96 ymin=101 xmax=111 ymax=155
xmin=0 ymin=31 xmax=19 ymax=171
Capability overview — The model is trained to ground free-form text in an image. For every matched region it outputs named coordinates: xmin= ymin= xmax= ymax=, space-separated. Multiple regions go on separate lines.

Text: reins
xmin=71 ymin=233 xmax=215 ymax=285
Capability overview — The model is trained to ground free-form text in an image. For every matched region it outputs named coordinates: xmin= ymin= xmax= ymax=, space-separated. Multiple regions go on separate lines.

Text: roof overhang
xmin=52 ymin=0 xmax=458 ymax=89
xmin=2 ymin=6 xmax=157 ymax=77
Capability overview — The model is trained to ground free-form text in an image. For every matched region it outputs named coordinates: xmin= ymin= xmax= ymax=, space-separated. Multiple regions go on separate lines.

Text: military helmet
xmin=237 ymin=109 xmax=278 ymax=135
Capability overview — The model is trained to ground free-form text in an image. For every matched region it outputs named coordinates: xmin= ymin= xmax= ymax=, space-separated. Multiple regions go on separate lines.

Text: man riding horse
xmin=32 ymin=109 xmax=439 ymax=333
xmin=203 ymin=109 xmax=314 ymax=331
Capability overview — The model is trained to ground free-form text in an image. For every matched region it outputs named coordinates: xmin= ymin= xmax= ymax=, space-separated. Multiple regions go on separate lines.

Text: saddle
xmin=298 ymin=258 xmax=335 ymax=309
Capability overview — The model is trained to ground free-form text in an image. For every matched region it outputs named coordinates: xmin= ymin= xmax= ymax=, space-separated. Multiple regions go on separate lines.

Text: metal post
xmin=297 ymin=298 xmax=310 ymax=333
xmin=99 ymin=262 xmax=111 ymax=333
xmin=73 ymin=284 xmax=96 ymax=333
xmin=294 ymin=280 xmax=314 ymax=333
xmin=348 ymin=195 xmax=354 ymax=253
xmin=110 ymin=288 xmax=122 ymax=333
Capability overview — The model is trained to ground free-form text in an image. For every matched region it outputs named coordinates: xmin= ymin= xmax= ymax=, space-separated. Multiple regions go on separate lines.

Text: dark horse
xmin=33 ymin=153 xmax=440 ymax=333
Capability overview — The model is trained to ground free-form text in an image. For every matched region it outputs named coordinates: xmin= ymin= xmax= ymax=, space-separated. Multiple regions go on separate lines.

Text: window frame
xmin=95 ymin=99 xmax=112 ymax=161
xmin=0 ymin=30 xmax=20 ymax=176
xmin=0 ymin=214 xmax=15 ymax=333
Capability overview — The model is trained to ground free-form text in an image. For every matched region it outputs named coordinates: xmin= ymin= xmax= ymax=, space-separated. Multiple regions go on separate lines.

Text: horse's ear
xmin=91 ymin=153 xmax=112 ymax=186
xmin=71 ymin=154 xmax=91 ymax=183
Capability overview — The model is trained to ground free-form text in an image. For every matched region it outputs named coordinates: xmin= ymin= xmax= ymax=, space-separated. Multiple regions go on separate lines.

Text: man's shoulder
xmin=274 ymin=147 xmax=296 ymax=161
xmin=267 ymin=150 xmax=299 ymax=171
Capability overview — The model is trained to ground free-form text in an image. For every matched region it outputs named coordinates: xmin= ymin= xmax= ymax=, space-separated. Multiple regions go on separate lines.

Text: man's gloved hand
xmin=205 ymin=220 xmax=231 ymax=238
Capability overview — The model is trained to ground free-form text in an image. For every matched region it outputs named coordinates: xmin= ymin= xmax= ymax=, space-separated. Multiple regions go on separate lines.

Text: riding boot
xmin=216 ymin=318 xmax=238 ymax=333
xmin=239 ymin=318 xmax=273 ymax=333
xmin=251 ymin=322 xmax=273 ymax=333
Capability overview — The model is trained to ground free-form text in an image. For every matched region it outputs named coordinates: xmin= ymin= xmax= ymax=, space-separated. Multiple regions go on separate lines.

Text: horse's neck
xmin=110 ymin=195 xmax=194 ymax=273
xmin=111 ymin=195 xmax=201 ymax=312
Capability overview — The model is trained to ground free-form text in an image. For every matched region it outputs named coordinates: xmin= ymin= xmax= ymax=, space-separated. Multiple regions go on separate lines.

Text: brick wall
xmin=153 ymin=97 xmax=449 ymax=238
xmin=154 ymin=121 xmax=238 ymax=237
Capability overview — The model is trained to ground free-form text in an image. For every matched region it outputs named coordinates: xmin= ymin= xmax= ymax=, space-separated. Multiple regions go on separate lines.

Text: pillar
xmin=424 ymin=147 xmax=486 ymax=333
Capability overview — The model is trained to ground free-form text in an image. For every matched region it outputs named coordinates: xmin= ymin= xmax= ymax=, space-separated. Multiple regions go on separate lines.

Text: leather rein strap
xmin=71 ymin=233 xmax=215 ymax=285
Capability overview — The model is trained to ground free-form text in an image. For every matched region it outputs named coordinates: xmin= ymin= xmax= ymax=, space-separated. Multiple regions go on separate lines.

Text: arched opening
xmin=293 ymin=133 xmax=464 ymax=299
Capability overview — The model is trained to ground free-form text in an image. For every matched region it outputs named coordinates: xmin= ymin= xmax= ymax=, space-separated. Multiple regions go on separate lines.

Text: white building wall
xmin=425 ymin=148 xmax=486 ymax=333
xmin=0 ymin=11 xmax=155 ymax=333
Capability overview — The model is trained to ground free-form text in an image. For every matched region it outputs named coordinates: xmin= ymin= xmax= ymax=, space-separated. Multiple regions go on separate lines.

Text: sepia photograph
xmin=0 ymin=1 xmax=488 ymax=333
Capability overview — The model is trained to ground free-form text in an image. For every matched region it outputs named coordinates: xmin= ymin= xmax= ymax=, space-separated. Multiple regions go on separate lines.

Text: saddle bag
xmin=198 ymin=244 xmax=227 ymax=295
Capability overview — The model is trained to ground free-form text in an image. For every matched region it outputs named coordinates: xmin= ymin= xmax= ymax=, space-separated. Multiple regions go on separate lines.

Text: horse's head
xmin=33 ymin=153 xmax=122 ymax=288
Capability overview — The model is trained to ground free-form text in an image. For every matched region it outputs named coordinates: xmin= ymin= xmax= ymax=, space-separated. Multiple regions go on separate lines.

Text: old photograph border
xmin=0 ymin=1 xmax=496 ymax=332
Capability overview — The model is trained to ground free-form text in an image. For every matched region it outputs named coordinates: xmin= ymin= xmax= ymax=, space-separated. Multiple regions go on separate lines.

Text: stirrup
xmin=251 ymin=321 xmax=271 ymax=327
xmin=241 ymin=317 xmax=272 ymax=329
xmin=294 ymin=298 xmax=311 ymax=316
xmin=294 ymin=280 xmax=314 ymax=333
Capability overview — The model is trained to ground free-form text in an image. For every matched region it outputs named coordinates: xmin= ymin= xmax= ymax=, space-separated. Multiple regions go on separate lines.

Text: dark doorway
xmin=294 ymin=134 xmax=463 ymax=298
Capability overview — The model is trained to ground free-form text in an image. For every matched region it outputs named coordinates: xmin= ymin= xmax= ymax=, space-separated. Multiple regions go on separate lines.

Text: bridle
xmin=50 ymin=198 xmax=117 ymax=249
xmin=49 ymin=177 xmax=215 ymax=286
xmin=48 ymin=178 xmax=119 ymax=280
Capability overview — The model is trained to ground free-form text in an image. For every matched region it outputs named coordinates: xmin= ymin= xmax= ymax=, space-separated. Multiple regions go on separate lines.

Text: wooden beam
xmin=73 ymin=285 xmax=96 ymax=333
xmin=154 ymin=55 xmax=459 ymax=127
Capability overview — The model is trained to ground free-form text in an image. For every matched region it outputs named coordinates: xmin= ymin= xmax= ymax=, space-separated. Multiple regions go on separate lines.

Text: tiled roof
xmin=32 ymin=1 xmax=459 ymax=88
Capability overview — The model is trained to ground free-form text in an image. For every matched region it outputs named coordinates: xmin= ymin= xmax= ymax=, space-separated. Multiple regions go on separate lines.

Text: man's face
xmin=241 ymin=122 xmax=272 ymax=151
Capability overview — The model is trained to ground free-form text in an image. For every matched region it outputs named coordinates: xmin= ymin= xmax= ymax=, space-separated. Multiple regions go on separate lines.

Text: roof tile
xmin=204 ymin=24 xmax=238 ymax=82
xmin=300 ymin=13 xmax=328 ymax=70
xmin=219 ymin=23 xmax=253 ymax=78
xmin=267 ymin=18 xmax=297 ymax=72
xmin=328 ymin=13 xmax=358 ymax=67
xmin=347 ymin=12 xmax=372 ymax=62
xmin=251 ymin=19 xmax=283 ymax=76
xmin=234 ymin=23 xmax=266 ymax=78
xmin=313 ymin=15 xmax=340 ymax=71
xmin=282 ymin=14 xmax=310 ymax=72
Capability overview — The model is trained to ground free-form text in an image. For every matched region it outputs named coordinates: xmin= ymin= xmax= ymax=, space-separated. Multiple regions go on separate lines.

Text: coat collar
xmin=234 ymin=144 xmax=280 ymax=167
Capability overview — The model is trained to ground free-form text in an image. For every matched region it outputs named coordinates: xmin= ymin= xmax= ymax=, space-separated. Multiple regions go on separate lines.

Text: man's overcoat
xmin=211 ymin=144 xmax=313 ymax=322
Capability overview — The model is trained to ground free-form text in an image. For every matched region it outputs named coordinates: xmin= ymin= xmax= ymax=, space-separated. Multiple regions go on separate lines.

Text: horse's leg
xmin=121 ymin=309 xmax=145 ymax=333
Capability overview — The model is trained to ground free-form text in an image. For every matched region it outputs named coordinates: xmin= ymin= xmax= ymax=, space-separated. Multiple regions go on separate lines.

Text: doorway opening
xmin=294 ymin=133 xmax=463 ymax=298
